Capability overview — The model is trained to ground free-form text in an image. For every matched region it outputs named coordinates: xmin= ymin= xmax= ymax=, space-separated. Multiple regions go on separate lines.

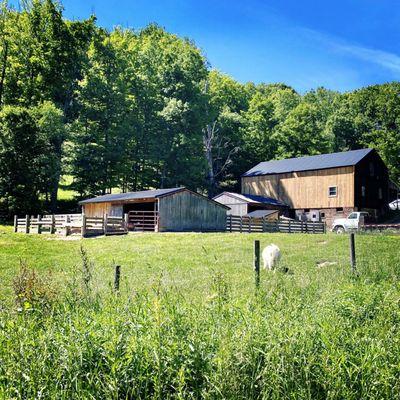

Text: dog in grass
xmin=262 ymin=244 xmax=281 ymax=271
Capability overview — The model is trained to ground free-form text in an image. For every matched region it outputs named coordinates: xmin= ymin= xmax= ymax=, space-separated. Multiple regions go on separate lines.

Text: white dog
xmin=262 ymin=244 xmax=281 ymax=271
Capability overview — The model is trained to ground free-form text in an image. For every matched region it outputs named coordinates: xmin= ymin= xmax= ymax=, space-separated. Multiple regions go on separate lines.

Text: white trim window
xmin=328 ymin=186 xmax=337 ymax=197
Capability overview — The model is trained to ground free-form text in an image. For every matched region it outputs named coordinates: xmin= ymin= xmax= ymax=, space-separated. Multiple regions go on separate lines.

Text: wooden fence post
xmin=240 ymin=216 xmax=243 ymax=233
xmin=312 ymin=221 xmax=315 ymax=234
xmin=288 ymin=219 xmax=291 ymax=233
xmin=254 ymin=240 xmax=260 ymax=289
xmin=25 ymin=215 xmax=30 ymax=234
xmin=14 ymin=215 xmax=17 ymax=233
xmin=114 ymin=265 xmax=121 ymax=292
xmin=229 ymin=215 xmax=232 ymax=232
xmin=249 ymin=217 xmax=252 ymax=233
xmin=64 ymin=215 xmax=70 ymax=236
xmin=124 ymin=213 xmax=129 ymax=232
xmin=104 ymin=213 xmax=108 ymax=236
xmin=37 ymin=214 xmax=42 ymax=234
xmin=262 ymin=216 xmax=266 ymax=232
xmin=51 ymin=214 xmax=55 ymax=234
xmin=82 ymin=214 xmax=87 ymax=238
xmin=350 ymin=233 xmax=356 ymax=273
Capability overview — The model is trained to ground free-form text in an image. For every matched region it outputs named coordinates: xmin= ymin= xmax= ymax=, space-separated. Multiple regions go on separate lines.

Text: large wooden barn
xmin=241 ymin=148 xmax=392 ymax=225
xmin=79 ymin=187 xmax=228 ymax=232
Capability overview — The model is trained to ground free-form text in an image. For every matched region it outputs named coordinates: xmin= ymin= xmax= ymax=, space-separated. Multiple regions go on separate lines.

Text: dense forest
xmin=0 ymin=0 xmax=399 ymax=216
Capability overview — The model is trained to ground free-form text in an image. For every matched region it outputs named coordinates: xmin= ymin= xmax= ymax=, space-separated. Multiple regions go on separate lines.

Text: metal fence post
xmin=350 ymin=233 xmax=356 ymax=273
xmin=14 ymin=215 xmax=17 ymax=233
xmin=254 ymin=240 xmax=260 ymax=289
xmin=114 ymin=265 xmax=121 ymax=292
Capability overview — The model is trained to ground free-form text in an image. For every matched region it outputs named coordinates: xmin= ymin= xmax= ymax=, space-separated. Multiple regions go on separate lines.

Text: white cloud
xmin=300 ymin=28 xmax=400 ymax=76
xmin=333 ymin=43 xmax=400 ymax=74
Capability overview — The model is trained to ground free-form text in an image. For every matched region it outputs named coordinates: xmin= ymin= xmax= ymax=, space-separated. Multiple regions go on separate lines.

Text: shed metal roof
xmin=245 ymin=210 xmax=279 ymax=218
xmin=214 ymin=192 xmax=288 ymax=207
xmin=242 ymin=148 xmax=374 ymax=177
xmin=79 ymin=187 xmax=184 ymax=204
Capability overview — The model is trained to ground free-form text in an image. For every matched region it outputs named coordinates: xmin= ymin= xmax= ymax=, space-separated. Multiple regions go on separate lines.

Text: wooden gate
xmin=127 ymin=211 xmax=159 ymax=232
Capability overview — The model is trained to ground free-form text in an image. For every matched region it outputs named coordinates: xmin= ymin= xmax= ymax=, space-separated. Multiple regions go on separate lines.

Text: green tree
xmin=0 ymin=106 xmax=43 ymax=215
xmin=70 ymin=28 xmax=128 ymax=196
xmin=277 ymin=102 xmax=332 ymax=158
xmin=32 ymin=101 xmax=66 ymax=210
xmin=203 ymin=70 xmax=249 ymax=195
xmin=114 ymin=25 xmax=209 ymax=192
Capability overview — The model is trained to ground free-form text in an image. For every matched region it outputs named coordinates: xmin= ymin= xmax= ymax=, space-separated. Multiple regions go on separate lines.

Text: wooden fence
xmin=14 ymin=214 xmax=128 ymax=237
xmin=226 ymin=215 xmax=326 ymax=234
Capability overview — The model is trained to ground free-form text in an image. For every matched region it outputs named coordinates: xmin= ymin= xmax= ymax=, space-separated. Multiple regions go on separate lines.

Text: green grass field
xmin=0 ymin=228 xmax=400 ymax=399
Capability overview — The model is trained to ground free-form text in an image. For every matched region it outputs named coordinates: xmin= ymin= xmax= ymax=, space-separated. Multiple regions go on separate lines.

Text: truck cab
xmin=331 ymin=212 xmax=370 ymax=233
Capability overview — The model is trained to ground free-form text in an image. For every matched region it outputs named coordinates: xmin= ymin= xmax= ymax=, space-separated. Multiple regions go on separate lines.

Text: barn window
xmin=320 ymin=212 xmax=325 ymax=218
xmin=328 ymin=186 xmax=337 ymax=197
xmin=336 ymin=207 xmax=343 ymax=213
xmin=362 ymin=186 xmax=366 ymax=197
xmin=379 ymin=188 xmax=383 ymax=199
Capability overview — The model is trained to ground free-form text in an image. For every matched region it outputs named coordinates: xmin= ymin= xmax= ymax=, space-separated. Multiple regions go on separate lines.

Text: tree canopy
xmin=0 ymin=0 xmax=399 ymax=216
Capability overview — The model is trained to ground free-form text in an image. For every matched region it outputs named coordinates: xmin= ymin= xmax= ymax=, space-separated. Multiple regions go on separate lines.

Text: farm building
xmin=213 ymin=192 xmax=288 ymax=217
xmin=79 ymin=187 xmax=228 ymax=232
xmin=242 ymin=148 xmax=393 ymax=225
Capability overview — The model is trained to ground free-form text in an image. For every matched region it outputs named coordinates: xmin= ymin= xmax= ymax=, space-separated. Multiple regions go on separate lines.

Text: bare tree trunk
xmin=203 ymin=123 xmax=216 ymax=197
xmin=203 ymin=120 xmax=239 ymax=198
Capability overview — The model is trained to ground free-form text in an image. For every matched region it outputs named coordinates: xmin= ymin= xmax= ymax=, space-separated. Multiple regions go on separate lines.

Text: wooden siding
xmin=354 ymin=150 xmax=389 ymax=211
xmin=213 ymin=194 xmax=248 ymax=216
xmin=241 ymin=166 xmax=355 ymax=209
xmin=83 ymin=202 xmax=112 ymax=218
xmin=158 ymin=190 xmax=227 ymax=231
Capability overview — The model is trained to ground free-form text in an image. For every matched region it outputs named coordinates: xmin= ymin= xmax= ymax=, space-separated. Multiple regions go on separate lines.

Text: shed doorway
xmin=123 ymin=200 xmax=158 ymax=231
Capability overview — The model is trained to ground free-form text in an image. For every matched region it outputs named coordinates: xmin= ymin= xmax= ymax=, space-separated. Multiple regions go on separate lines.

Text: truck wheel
xmin=334 ymin=226 xmax=345 ymax=234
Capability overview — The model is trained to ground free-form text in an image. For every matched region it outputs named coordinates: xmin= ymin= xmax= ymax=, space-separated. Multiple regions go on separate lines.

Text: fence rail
xmin=226 ymin=215 xmax=326 ymax=234
xmin=15 ymin=213 xmax=129 ymax=237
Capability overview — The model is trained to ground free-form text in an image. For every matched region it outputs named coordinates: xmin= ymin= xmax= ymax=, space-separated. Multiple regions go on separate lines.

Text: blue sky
xmin=15 ymin=0 xmax=400 ymax=92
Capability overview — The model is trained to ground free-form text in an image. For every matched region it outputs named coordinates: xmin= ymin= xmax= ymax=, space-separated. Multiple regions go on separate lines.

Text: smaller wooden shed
xmin=80 ymin=187 xmax=228 ymax=232
xmin=213 ymin=192 xmax=288 ymax=217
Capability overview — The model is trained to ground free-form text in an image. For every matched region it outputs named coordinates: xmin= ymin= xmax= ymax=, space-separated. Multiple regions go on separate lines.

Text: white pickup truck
xmin=331 ymin=212 xmax=370 ymax=233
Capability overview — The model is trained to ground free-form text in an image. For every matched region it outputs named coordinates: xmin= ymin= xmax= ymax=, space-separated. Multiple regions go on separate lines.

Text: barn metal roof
xmin=242 ymin=148 xmax=374 ymax=177
xmin=245 ymin=210 xmax=279 ymax=218
xmin=214 ymin=192 xmax=288 ymax=207
xmin=79 ymin=187 xmax=184 ymax=204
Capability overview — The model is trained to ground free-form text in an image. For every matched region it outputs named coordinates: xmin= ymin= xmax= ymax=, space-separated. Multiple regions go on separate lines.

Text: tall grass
xmin=0 ymin=230 xmax=399 ymax=398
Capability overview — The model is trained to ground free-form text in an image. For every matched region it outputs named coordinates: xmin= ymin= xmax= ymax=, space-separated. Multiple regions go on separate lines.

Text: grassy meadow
xmin=0 ymin=227 xmax=400 ymax=399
